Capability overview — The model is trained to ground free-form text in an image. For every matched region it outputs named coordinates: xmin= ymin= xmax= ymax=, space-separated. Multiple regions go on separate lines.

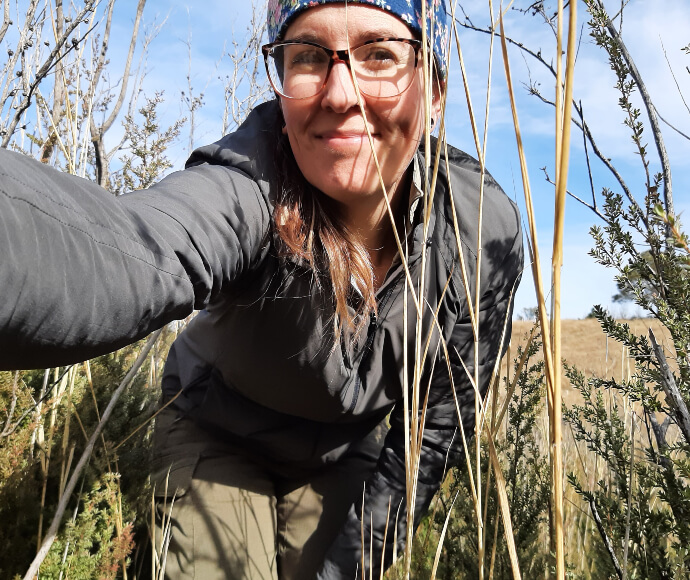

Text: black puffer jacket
xmin=0 ymin=100 xmax=522 ymax=578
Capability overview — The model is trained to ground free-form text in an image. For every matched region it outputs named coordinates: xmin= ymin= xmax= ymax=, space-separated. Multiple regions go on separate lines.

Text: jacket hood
xmin=185 ymin=100 xmax=283 ymax=199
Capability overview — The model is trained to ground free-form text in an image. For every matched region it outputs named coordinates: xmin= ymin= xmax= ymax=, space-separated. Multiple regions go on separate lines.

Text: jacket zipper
xmin=346 ymin=282 xmax=397 ymax=414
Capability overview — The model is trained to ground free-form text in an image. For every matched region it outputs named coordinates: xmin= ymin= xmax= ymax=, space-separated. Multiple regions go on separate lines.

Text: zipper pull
xmin=369 ymin=311 xmax=377 ymax=333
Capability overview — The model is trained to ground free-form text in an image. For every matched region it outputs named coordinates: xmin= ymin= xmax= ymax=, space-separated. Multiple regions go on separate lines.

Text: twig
xmin=590 ymin=0 xmax=673 ymax=216
xmin=657 ymin=112 xmax=690 ymax=142
xmin=0 ymin=0 xmax=10 ymax=46
xmin=660 ymin=38 xmax=690 ymax=117
xmin=588 ymin=495 xmax=624 ymax=580
xmin=456 ymin=17 xmax=557 ymax=78
xmin=541 ymin=166 xmax=607 ymax=222
xmin=2 ymin=1 xmax=98 ymax=148
xmin=23 ymin=330 xmax=162 ymax=580
xmin=580 ymin=100 xmax=597 ymax=211
xmin=1 ymin=371 xmax=20 ymax=436
xmin=460 ymin=13 xmax=653 ymax=228
xmin=2 ymin=366 xmax=75 ymax=439
xmin=649 ymin=329 xmax=690 ymax=446
xmin=622 ymin=414 xmax=634 ymax=579
xmin=527 ymin=83 xmax=644 ymax=226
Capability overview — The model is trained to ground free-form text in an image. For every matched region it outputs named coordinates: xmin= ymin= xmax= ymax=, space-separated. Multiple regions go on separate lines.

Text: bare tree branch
xmin=660 ymin=38 xmax=690 ymax=118
xmin=0 ymin=0 xmax=11 ymax=45
xmin=2 ymin=366 xmax=75 ymax=439
xmin=523 ymin=74 xmax=644 ymax=225
xmin=589 ymin=0 xmax=673 ymax=216
xmin=39 ymin=0 xmax=67 ymax=163
xmin=181 ymin=19 xmax=206 ymax=157
xmin=649 ymin=329 xmax=690 ymax=447
xmin=588 ymin=494 xmax=624 ymax=580
xmin=647 ymin=412 xmax=671 ymax=464
xmin=90 ymin=0 xmax=146 ymax=187
xmin=222 ymin=0 xmax=269 ymax=134
xmin=1 ymin=371 xmax=20 ymax=437
xmin=580 ymin=101 xmax=597 ymax=211
xmin=2 ymin=0 xmax=98 ymax=148
xmin=457 ymin=16 xmax=643 ymax=220
xmin=541 ymin=165 xmax=608 ymax=223
xmin=657 ymin=112 xmax=690 ymax=142
xmin=0 ymin=0 xmax=41 ymax=130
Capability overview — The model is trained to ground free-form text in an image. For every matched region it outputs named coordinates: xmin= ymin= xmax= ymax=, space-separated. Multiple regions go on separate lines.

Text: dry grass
xmin=509 ymin=318 xmax=670 ymax=407
xmin=503 ymin=317 xmax=673 ymax=577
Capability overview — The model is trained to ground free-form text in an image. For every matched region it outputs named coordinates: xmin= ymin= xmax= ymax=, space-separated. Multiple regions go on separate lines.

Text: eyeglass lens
xmin=266 ymin=41 xmax=417 ymax=99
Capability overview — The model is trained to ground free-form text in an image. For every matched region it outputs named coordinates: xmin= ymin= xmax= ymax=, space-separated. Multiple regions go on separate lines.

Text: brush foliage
xmin=562 ymin=2 xmax=690 ymax=578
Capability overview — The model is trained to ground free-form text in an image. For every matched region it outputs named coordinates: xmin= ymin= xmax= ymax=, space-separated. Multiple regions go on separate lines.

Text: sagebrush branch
xmin=590 ymin=0 xmax=673 ymax=217
xmin=649 ymin=329 xmax=690 ymax=446
xmin=588 ymin=495 xmax=624 ymax=579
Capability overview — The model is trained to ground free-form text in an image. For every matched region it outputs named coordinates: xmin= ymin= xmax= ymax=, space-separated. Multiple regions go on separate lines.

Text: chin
xmin=317 ymin=157 xmax=389 ymax=192
xmin=310 ymin=172 xmax=383 ymax=201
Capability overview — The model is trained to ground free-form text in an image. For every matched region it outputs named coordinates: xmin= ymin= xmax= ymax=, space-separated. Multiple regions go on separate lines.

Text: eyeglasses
xmin=262 ymin=38 xmax=422 ymax=100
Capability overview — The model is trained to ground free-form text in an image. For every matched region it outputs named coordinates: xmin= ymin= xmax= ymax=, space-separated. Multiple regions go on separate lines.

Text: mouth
xmin=317 ymin=130 xmax=379 ymax=148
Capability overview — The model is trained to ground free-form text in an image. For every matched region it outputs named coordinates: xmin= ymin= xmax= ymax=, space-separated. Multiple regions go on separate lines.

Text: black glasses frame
xmin=261 ymin=37 xmax=422 ymax=100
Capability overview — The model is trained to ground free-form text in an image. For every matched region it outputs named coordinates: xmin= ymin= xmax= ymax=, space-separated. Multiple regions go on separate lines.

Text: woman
xmin=0 ymin=0 xmax=523 ymax=578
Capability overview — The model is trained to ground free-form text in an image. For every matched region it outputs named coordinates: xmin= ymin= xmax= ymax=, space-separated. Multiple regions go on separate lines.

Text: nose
xmin=320 ymin=61 xmax=359 ymax=113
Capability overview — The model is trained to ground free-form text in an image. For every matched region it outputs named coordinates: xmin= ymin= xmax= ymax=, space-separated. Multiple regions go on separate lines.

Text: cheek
xmin=380 ymin=101 xmax=425 ymax=148
xmin=280 ymin=100 xmax=310 ymax=146
xmin=385 ymin=84 xmax=427 ymax=138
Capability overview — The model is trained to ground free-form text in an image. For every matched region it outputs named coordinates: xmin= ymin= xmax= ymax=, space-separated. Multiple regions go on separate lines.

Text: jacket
xmin=0 ymin=100 xmax=523 ymax=577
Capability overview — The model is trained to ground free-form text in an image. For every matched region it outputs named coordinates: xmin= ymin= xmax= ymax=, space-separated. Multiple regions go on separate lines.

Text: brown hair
xmin=272 ymin=124 xmax=376 ymax=345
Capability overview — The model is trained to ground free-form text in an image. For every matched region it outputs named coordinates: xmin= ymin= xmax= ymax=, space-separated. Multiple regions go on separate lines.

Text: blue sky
xmin=104 ymin=0 xmax=690 ymax=319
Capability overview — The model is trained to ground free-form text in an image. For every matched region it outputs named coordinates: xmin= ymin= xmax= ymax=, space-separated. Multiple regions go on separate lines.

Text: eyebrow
xmin=284 ymin=29 xmax=410 ymax=45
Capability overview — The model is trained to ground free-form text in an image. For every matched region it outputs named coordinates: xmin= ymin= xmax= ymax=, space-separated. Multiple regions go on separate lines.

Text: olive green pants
xmin=151 ymin=407 xmax=385 ymax=579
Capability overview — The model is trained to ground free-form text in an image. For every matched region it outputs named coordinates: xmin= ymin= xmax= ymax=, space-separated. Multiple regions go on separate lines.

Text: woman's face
xmin=279 ymin=4 xmax=438 ymax=210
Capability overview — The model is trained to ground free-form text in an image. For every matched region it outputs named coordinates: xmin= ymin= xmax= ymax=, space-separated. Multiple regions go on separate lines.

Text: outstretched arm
xmin=0 ymin=149 xmax=270 ymax=370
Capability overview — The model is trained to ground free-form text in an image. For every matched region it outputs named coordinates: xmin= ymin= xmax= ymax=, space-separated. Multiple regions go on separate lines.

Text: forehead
xmin=284 ymin=4 xmax=414 ymax=44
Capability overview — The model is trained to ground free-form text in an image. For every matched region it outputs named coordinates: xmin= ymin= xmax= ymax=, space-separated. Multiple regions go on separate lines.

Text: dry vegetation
xmin=1 ymin=0 xmax=688 ymax=579
xmin=510 ymin=318 xmax=671 ymax=404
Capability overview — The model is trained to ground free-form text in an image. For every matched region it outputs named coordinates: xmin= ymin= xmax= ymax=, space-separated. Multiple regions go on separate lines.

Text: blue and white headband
xmin=266 ymin=0 xmax=450 ymax=79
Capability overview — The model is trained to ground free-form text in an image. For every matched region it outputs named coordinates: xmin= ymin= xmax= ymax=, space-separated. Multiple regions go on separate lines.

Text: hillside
xmin=508 ymin=318 xmax=670 ymax=405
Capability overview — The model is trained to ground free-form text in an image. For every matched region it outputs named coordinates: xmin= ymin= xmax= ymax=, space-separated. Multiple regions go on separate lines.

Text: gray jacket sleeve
xmin=0 ymin=149 xmax=270 ymax=370
xmin=318 ymin=204 xmax=524 ymax=579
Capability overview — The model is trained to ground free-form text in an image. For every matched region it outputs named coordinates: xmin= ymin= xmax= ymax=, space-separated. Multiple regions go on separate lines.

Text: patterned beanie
xmin=266 ymin=0 xmax=450 ymax=79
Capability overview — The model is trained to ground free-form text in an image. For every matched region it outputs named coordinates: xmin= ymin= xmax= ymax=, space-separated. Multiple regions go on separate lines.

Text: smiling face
xmin=279 ymin=4 xmax=439 ymax=219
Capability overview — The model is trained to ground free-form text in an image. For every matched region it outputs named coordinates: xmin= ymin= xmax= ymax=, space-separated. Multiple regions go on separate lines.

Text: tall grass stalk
xmin=550 ymin=1 xmax=577 ymax=576
xmin=346 ymin=4 xmax=445 ymax=576
xmin=447 ymin=3 xmax=495 ymax=578
xmin=391 ymin=0 xmax=529 ymax=577
xmin=414 ymin=1 xmax=528 ymax=578
xmin=498 ymin=0 xmax=577 ymax=576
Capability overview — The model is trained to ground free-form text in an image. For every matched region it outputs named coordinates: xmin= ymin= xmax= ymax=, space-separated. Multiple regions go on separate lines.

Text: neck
xmin=342 ymin=169 xmax=412 ymax=285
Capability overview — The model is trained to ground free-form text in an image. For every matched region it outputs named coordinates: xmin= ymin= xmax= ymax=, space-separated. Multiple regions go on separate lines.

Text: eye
xmin=286 ymin=45 xmax=328 ymax=70
xmin=360 ymin=47 xmax=398 ymax=67
xmin=355 ymin=41 xmax=412 ymax=73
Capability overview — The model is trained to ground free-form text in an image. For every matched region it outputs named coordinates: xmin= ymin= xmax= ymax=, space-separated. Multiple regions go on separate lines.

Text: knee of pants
xmin=153 ymin=452 xmax=279 ymax=580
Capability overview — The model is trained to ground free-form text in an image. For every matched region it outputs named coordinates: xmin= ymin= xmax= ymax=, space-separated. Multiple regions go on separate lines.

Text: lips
xmin=316 ymin=129 xmax=379 ymax=151
xmin=318 ymin=129 xmax=377 ymax=139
